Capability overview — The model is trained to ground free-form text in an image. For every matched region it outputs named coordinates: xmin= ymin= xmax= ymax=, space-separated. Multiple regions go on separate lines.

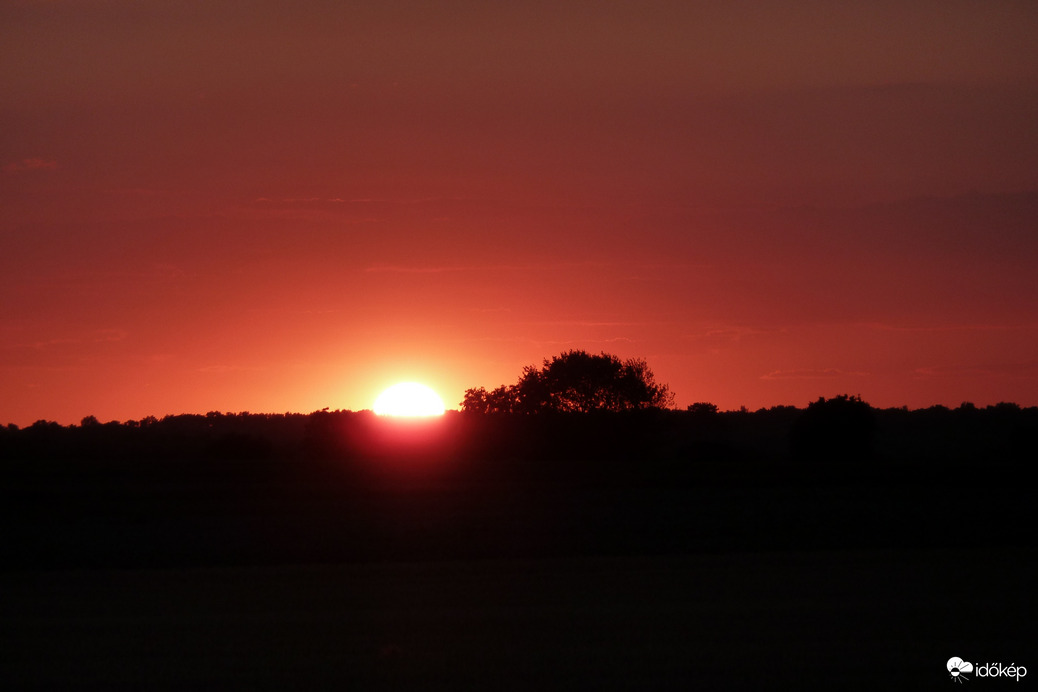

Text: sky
xmin=2 ymin=0 xmax=1038 ymax=425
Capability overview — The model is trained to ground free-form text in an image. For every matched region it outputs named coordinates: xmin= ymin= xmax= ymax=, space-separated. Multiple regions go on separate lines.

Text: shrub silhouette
xmin=686 ymin=402 xmax=719 ymax=416
xmin=462 ymin=350 xmax=674 ymax=414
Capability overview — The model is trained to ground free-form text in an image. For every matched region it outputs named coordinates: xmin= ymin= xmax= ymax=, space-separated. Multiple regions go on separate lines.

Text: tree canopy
xmin=461 ymin=350 xmax=674 ymax=414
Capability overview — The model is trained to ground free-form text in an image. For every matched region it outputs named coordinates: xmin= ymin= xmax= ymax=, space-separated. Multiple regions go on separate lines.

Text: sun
xmin=373 ymin=382 xmax=446 ymax=417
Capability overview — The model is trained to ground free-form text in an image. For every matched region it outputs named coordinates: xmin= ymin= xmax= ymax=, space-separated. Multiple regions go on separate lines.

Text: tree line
xmin=1 ymin=400 xmax=1033 ymax=469
xmin=2 ymin=350 xmax=1035 ymax=467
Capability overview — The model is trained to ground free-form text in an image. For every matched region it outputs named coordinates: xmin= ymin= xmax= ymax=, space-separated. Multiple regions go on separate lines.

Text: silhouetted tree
xmin=462 ymin=350 xmax=674 ymax=414
xmin=460 ymin=385 xmax=520 ymax=414
xmin=687 ymin=402 xmax=719 ymax=416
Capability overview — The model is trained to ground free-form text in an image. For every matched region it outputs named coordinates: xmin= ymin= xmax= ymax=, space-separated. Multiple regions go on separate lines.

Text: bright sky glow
xmin=373 ymin=383 xmax=447 ymax=417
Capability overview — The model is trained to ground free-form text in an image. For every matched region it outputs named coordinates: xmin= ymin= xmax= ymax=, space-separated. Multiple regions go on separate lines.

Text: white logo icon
xmin=948 ymin=657 xmax=974 ymax=683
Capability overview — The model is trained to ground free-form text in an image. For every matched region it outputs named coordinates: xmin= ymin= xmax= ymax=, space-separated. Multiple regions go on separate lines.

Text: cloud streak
xmin=363 ymin=265 xmax=469 ymax=274
xmin=862 ymin=321 xmax=1038 ymax=333
xmin=913 ymin=362 xmax=1038 ymax=378
xmin=4 ymin=158 xmax=58 ymax=173
xmin=760 ymin=368 xmax=870 ymax=380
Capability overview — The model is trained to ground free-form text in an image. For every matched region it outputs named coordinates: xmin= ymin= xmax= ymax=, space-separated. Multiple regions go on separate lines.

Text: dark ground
xmin=2 ymin=410 xmax=1036 ymax=689
xmin=3 ymin=549 xmax=1032 ymax=690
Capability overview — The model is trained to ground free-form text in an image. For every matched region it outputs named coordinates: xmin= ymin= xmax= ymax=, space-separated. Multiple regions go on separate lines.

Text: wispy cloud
xmin=252 ymin=195 xmax=480 ymax=206
xmin=106 ymin=187 xmax=171 ymax=197
xmin=254 ymin=197 xmax=345 ymax=204
xmin=522 ymin=320 xmax=665 ymax=328
xmin=363 ymin=259 xmax=618 ymax=275
xmin=363 ymin=264 xmax=469 ymax=274
xmin=362 ymin=260 xmax=611 ymax=274
xmin=621 ymin=262 xmax=713 ymax=282
xmin=244 ymin=307 xmax=340 ymax=315
xmin=761 ymin=368 xmax=870 ymax=380
xmin=196 ymin=364 xmax=266 ymax=374
xmin=4 ymin=157 xmax=58 ymax=173
xmin=468 ymin=307 xmax=512 ymax=314
xmin=913 ymin=362 xmax=1038 ymax=378
xmin=450 ymin=335 xmax=638 ymax=348
xmin=27 ymin=329 xmax=128 ymax=349
xmin=703 ymin=326 xmax=782 ymax=339
xmin=536 ymin=337 xmax=637 ymax=347
xmin=861 ymin=321 xmax=1038 ymax=333
xmin=680 ymin=325 xmax=787 ymax=345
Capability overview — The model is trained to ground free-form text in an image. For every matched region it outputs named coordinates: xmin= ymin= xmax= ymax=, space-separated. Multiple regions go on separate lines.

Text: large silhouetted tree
xmin=461 ymin=350 xmax=674 ymax=413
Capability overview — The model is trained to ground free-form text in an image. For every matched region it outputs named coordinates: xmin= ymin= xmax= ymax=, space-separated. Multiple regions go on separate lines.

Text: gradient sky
xmin=3 ymin=0 xmax=1038 ymax=425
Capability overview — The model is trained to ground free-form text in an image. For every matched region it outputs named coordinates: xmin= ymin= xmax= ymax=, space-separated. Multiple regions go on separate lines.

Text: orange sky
xmin=3 ymin=1 xmax=1038 ymax=425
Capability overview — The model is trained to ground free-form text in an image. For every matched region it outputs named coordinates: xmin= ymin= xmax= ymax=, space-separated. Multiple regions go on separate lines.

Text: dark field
xmin=3 ymin=549 xmax=1033 ymax=690
xmin=2 ymin=409 xmax=1036 ymax=689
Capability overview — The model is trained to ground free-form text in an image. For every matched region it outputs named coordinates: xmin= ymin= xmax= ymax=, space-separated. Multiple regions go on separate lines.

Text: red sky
xmin=3 ymin=0 xmax=1038 ymax=425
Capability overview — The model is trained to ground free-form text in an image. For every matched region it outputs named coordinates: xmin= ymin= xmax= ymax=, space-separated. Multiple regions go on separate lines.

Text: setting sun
xmin=373 ymin=382 xmax=447 ymax=417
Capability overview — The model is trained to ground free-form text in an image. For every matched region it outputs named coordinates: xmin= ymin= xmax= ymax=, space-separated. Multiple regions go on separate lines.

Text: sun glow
xmin=373 ymin=382 xmax=447 ymax=417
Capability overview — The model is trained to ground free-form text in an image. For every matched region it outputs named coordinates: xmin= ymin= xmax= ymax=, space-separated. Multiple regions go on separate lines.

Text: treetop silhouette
xmin=461 ymin=350 xmax=674 ymax=414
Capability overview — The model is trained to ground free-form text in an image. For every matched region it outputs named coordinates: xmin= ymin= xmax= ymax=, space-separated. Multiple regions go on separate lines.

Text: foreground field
xmin=3 ymin=548 xmax=1033 ymax=690
xmin=2 ymin=433 xmax=1035 ymax=689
